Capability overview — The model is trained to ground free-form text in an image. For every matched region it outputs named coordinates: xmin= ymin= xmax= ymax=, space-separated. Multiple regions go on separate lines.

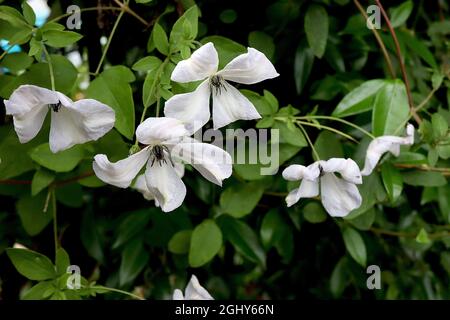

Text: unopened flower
xmin=282 ymin=158 xmax=363 ymax=217
xmin=165 ymin=42 xmax=279 ymax=133
xmin=4 ymin=85 xmax=115 ymax=153
xmin=361 ymin=124 xmax=414 ymax=176
xmin=93 ymin=117 xmax=232 ymax=212
xmin=173 ymin=275 xmax=213 ymax=300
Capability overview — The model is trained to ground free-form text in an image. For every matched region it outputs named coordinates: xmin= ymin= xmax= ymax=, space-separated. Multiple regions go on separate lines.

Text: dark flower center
xmin=48 ymin=101 xmax=62 ymax=112
xmin=209 ymin=75 xmax=226 ymax=95
xmin=150 ymin=145 xmax=174 ymax=167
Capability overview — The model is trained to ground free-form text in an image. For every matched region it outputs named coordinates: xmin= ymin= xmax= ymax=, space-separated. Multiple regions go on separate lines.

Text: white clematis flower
xmin=173 ymin=275 xmax=213 ymax=300
xmin=361 ymin=124 xmax=414 ymax=176
xmin=26 ymin=0 xmax=51 ymax=27
xmin=133 ymin=161 xmax=185 ymax=205
xmin=93 ymin=117 xmax=232 ymax=212
xmin=165 ymin=42 xmax=279 ymax=133
xmin=282 ymin=158 xmax=363 ymax=217
xmin=4 ymin=85 xmax=115 ymax=153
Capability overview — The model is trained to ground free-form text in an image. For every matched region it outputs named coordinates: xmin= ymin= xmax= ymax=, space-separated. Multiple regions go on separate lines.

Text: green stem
xmin=297 ymin=123 xmax=320 ymax=161
xmin=155 ymin=88 xmax=161 ymax=117
xmin=297 ymin=115 xmax=375 ymax=139
xmin=91 ymin=285 xmax=145 ymax=300
xmin=51 ymin=188 xmax=59 ymax=256
xmin=294 ymin=120 xmax=358 ymax=143
xmin=94 ymin=1 xmax=129 ymax=76
xmin=42 ymin=45 xmax=55 ymax=91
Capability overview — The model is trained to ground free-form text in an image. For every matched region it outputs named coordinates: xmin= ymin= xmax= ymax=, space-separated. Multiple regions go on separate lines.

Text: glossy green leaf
xmin=7 ymin=248 xmax=56 ymax=281
xmin=29 ymin=143 xmax=85 ymax=172
xmin=342 ymin=227 xmax=367 ymax=267
xmin=381 ymin=163 xmax=403 ymax=202
xmin=189 ymin=219 xmax=222 ymax=267
xmin=220 ymin=182 xmax=264 ymax=217
xmin=304 ymin=5 xmax=329 ymax=58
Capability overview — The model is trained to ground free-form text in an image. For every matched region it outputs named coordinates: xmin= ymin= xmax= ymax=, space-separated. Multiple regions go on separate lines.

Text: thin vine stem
xmin=51 ymin=188 xmax=59 ymax=258
xmin=296 ymin=115 xmax=375 ymax=139
xmin=353 ymin=0 xmax=395 ymax=78
xmin=297 ymin=123 xmax=320 ymax=161
xmin=42 ymin=44 xmax=55 ymax=91
xmin=294 ymin=120 xmax=358 ymax=143
xmin=94 ymin=1 xmax=129 ymax=76
xmin=91 ymin=285 xmax=145 ymax=300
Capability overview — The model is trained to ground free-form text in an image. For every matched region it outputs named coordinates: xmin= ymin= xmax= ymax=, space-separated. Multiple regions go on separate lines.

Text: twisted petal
xmin=184 ymin=275 xmax=214 ymax=300
xmin=136 ymin=117 xmax=188 ymax=145
xmin=282 ymin=163 xmax=320 ymax=181
xmin=212 ymin=81 xmax=261 ymax=129
xmin=285 ymin=179 xmax=319 ymax=207
xmin=93 ymin=147 xmax=150 ymax=188
xmin=164 ymin=80 xmax=211 ymax=134
xmin=11 ymin=104 xmax=49 ymax=144
xmin=49 ymin=99 xmax=115 ymax=153
xmin=4 ymin=85 xmax=58 ymax=116
xmin=320 ymin=158 xmax=362 ymax=184
xmin=171 ymin=42 xmax=218 ymax=82
xmin=172 ymin=289 xmax=184 ymax=300
xmin=361 ymin=124 xmax=415 ymax=176
xmin=170 ymin=137 xmax=232 ymax=186
xmin=320 ymin=173 xmax=362 ymax=217
xmin=144 ymin=160 xmax=186 ymax=212
xmin=218 ymin=48 xmax=279 ymax=84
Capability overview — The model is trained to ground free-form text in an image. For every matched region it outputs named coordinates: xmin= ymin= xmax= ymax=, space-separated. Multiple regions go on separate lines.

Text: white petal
xmin=218 ymin=48 xmax=279 ymax=84
xmin=361 ymin=125 xmax=415 ymax=176
xmin=133 ymin=174 xmax=156 ymax=201
xmin=320 ymin=158 xmax=362 ymax=184
xmin=212 ymin=81 xmax=261 ymax=129
xmin=171 ymin=42 xmax=218 ymax=82
xmin=11 ymin=104 xmax=48 ymax=143
xmin=164 ymin=80 xmax=211 ymax=134
xmin=4 ymin=84 xmax=57 ymax=116
xmin=144 ymin=160 xmax=186 ymax=212
xmin=320 ymin=173 xmax=362 ymax=217
xmin=49 ymin=99 xmax=115 ymax=153
xmin=172 ymin=289 xmax=184 ymax=300
xmin=136 ymin=117 xmax=188 ymax=145
xmin=170 ymin=138 xmax=232 ymax=186
xmin=184 ymin=275 xmax=214 ymax=300
xmin=282 ymin=163 xmax=320 ymax=181
xmin=286 ymin=179 xmax=319 ymax=207
xmin=92 ymin=147 xmax=150 ymax=188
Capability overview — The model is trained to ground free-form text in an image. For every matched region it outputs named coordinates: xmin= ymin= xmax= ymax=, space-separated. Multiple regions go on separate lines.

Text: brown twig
xmin=374 ymin=0 xmax=422 ymax=125
xmin=353 ymin=0 xmax=396 ymax=78
xmin=113 ymin=0 xmax=151 ymax=27
xmin=394 ymin=163 xmax=450 ymax=176
xmin=370 ymin=227 xmax=450 ymax=240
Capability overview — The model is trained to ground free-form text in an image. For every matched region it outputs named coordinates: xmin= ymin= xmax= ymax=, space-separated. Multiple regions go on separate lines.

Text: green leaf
xmin=201 ymin=35 xmax=246 ymax=68
xmin=132 ymin=56 xmax=162 ymax=72
xmin=303 ymin=202 xmax=327 ymax=223
xmin=273 ymin=121 xmax=307 ymax=147
xmin=415 ymin=228 xmax=430 ymax=244
xmin=398 ymin=31 xmax=437 ymax=69
xmin=119 ymin=238 xmax=149 ymax=286
xmin=313 ymin=131 xmax=344 ymax=160
xmin=0 ymin=52 xmax=33 ymax=73
xmin=43 ymin=30 xmax=83 ymax=48
xmin=390 ymin=1 xmax=413 ymax=28
xmin=0 ymin=6 xmax=29 ymax=27
xmin=304 ymin=5 xmax=329 ymax=58
xmin=218 ymin=215 xmax=266 ymax=267
xmin=29 ymin=143 xmax=85 ymax=172
xmin=248 ymin=31 xmax=275 ymax=60
xmin=153 ymin=23 xmax=169 ymax=55
xmin=241 ymin=89 xmax=275 ymax=116
xmin=170 ymin=6 xmax=199 ymax=45
xmin=219 ymin=9 xmax=237 ymax=24
xmin=16 ymin=192 xmax=53 ymax=236
xmin=392 ymin=152 xmax=427 ymax=165
xmin=168 ymin=230 xmax=192 ymax=254
xmin=56 ymin=183 xmax=83 ymax=208
xmin=86 ymin=66 xmax=136 ymax=139
xmin=31 ymin=169 xmax=55 ymax=196
xmin=260 ymin=209 xmax=293 ymax=262
xmin=7 ymin=248 xmax=56 ymax=281
xmin=403 ymin=171 xmax=446 ymax=187
xmin=372 ymin=79 xmax=410 ymax=136
xmin=381 ymin=163 xmax=403 ymax=202
xmin=22 ymin=281 xmax=55 ymax=300
xmin=294 ymin=41 xmax=314 ymax=95
xmin=21 ymin=1 xmax=35 ymax=26
xmin=332 ymin=79 xmax=386 ymax=117
xmin=342 ymin=227 xmax=366 ymax=267
xmin=220 ymin=182 xmax=264 ymax=217
xmin=55 ymin=248 xmax=70 ymax=276
xmin=189 ymin=219 xmax=222 ymax=267
xmin=330 ymin=257 xmax=349 ymax=298
xmin=431 ymin=113 xmax=448 ymax=139
xmin=113 ymin=210 xmax=152 ymax=249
